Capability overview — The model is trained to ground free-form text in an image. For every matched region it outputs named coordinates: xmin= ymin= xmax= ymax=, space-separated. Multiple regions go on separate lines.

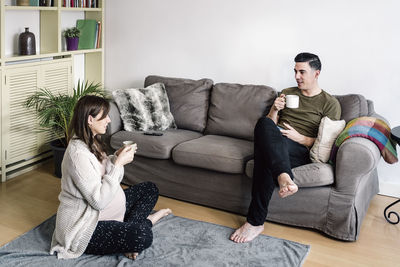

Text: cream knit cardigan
xmin=50 ymin=139 xmax=124 ymax=259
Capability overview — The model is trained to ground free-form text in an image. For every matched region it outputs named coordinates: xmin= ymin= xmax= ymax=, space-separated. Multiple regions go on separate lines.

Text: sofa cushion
xmin=205 ymin=83 xmax=276 ymax=140
xmin=111 ymin=83 xmax=176 ymax=131
xmin=334 ymin=94 xmax=368 ymax=122
xmin=310 ymin=116 xmax=346 ymax=163
xmin=110 ymin=129 xmax=202 ymax=159
xmin=144 ymin=75 xmax=213 ymax=133
xmin=245 ymin=160 xmax=334 ymax=187
xmin=172 ymin=135 xmax=253 ymax=174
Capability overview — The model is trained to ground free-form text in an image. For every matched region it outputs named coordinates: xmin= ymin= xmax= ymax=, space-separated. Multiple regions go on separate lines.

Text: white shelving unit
xmin=0 ymin=0 xmax=104 ymax=181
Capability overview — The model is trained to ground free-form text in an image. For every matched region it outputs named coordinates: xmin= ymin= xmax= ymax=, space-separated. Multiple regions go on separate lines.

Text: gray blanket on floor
xmin=0 ymin=214 xmax=310 ymax=266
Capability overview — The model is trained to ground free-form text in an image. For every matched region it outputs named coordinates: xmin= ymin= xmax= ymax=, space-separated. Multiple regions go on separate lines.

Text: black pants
xmin=85 ymin=181 xmax=159 ymax=255
xmin=247 ymin=117 xmax=310 ymax=226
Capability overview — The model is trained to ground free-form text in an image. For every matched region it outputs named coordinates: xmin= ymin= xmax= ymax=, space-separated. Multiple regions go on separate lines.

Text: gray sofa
xmin=106 ymin=75 xmax=382 ymax=241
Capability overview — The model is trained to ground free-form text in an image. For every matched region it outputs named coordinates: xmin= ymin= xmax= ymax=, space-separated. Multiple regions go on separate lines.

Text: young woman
xmin=50 ymin=95 xmax=171 ymax=260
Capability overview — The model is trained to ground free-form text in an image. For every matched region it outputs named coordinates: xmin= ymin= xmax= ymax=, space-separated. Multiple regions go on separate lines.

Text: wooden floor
xmin=1 ymin=162 xmax=399 ymax=266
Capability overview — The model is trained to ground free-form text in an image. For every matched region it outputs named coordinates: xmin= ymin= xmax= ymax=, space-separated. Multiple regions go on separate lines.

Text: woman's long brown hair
xmin=68 ymin=95 xmax=110 ymax=161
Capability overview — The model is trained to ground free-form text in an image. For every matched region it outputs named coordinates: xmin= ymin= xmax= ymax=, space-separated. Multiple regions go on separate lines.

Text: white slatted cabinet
xmin=0 ymin=1 xmax=104 ymax=182
xmin=1 ymin=59 xmax=72 ymax=181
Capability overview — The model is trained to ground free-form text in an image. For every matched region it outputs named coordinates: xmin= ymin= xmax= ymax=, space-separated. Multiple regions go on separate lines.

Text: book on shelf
xmin=37 ymin=0 xmax=52 ymax=6
xmin=94 ymin=22 xmax=98 ymax=49
xmin=63 ymin=0 xmax=98 ymax=7
xmin=30 ymin=0 xmax=39 ymax=6
xmin=76 ymin=19 xmax=101 ymax=49
xmin=96 ymin=21 xmax=102 ymax=48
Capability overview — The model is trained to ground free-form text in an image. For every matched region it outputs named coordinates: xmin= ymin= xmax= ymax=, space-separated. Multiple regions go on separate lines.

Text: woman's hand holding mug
xmin=115 ymin=142 xmax=137 ymax=167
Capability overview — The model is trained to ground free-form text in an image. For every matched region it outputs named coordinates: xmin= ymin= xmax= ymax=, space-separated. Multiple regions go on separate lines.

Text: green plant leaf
xmin=24 ymin=80 xmax=107 ymax=147
xmin=63 ymin=27 xmax=80 ymax=38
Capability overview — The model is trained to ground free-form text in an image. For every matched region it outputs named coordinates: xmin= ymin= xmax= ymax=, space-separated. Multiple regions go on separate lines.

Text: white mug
xmin=123 ymin=140 xmax=136 ymax=148
xmin=286 ymin=95 xmax=299 ymax=109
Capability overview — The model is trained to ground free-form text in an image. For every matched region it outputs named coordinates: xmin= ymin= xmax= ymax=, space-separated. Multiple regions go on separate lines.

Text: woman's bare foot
xmin=278 ymin=173 xmax=298 ymax=198
xmin=125 ymin=252 xmax=138 ymax=260
xmin=230 ymin=222 xmax=264 ymax=243
xmin=147 ymin=208 xmax=172 ymax=225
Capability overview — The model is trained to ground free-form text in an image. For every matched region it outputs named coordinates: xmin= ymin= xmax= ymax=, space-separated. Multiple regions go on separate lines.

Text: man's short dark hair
xmin=294 ymin=52 xmax=321 ymax=71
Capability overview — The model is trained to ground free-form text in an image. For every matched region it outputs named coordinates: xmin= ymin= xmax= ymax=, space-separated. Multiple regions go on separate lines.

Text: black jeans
xmin=85 ymin=181 xmax=159 ymax=255
xmin=247 ymin=117 xmax=310 ymax=226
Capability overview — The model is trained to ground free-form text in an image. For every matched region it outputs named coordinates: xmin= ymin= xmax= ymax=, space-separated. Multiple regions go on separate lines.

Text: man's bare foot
xmin=230 ymin=222 xmax=264 ymax=243
xmin=125 ymin=252 xmax=138 ymax=260
xmin=147 ymin=208 xmax=172 ymax=225
xmin=278 ymin=173 xmax=298 ymax=198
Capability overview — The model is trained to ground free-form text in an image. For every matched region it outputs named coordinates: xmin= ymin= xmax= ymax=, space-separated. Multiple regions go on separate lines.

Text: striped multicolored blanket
xmin=329 ymin=116 xmax=398 ymax=164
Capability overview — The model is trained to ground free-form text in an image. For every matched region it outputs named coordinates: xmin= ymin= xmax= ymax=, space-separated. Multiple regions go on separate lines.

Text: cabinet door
xmin=2 ymin=60 xmax=72 ymax=170
xmin=37 ymin=60 xmax=72 ymax=153
xmin=3 ymin=65 xmax=41 ymax=164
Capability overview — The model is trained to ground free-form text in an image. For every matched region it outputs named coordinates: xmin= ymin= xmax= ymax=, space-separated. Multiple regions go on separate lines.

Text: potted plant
xmin=24 ymin=80 xmax=107 ymax=177
xmin=63 ymin=27 xmax=80 ymax=51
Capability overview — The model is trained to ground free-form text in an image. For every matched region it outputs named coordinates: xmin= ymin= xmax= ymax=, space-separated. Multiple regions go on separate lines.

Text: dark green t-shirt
xmin=277 ymin=87 xmax=341 ymax=138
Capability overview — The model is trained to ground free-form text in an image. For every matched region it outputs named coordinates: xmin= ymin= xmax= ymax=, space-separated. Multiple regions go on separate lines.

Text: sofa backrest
xmin=142 ymin=75 xmax=378 ymax=138
xmin=144 ymin=75 xmax=213 ymax=133
xmin=205 ymin=83 xmax=276 ymax=141
xmin=334 ymin=94 xmax=370 ymax=122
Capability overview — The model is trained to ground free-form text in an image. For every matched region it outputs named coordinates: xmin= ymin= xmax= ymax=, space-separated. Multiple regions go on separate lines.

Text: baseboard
xmin=379 ymin=181 xmax=400 ymax=198
xmin=5 ymin=157 xmax=53 ymax=180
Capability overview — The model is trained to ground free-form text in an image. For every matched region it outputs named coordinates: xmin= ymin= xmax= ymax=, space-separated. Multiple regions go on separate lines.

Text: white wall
xmin=5 ymin=10 xmax=40 ymax=57
xmin=105 ymin=0 xmax=400 ymax=197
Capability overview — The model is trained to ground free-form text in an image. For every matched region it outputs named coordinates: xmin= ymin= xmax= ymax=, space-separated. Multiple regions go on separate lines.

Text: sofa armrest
xmin=107 ymin=101 xmax=123 ymax=135
xmin=334 ymin=137 xmax=380 ymax=193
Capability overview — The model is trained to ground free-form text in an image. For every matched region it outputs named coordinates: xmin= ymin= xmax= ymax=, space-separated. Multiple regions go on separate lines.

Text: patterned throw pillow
xmin=112 ymin=83 xmax=176 ymax=131
xmin=310 ymin=116 xmax=346 ymax=163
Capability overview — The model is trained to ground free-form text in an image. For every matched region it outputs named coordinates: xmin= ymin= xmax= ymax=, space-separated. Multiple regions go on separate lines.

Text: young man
xmin=230 ymin=52 xmax=341 ymax=243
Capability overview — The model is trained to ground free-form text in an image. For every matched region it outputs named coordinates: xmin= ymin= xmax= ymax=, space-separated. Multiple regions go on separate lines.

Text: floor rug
xmin=0 ymin=214 xmax=310 ymax=266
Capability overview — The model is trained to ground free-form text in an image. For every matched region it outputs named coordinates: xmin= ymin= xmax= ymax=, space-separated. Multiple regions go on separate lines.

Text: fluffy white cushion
xmin=112 ymin=83 xmax=176 ymax=131
xmin=310 ymin=116 xmax=346 ymax=163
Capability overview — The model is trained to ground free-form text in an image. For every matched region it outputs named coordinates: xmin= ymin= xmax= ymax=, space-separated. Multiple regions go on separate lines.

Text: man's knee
xmin=254 ymin=117 xmax=277 ymax=137
xmin=255 ymin=117 xmax=275 ymax=130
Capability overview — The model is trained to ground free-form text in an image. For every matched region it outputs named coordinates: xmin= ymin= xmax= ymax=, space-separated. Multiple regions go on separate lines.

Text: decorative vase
xmin=66 ymin=37 xmax=79 ymax=51
xmin=19 ymin=27 xmax=36 ymax=56
xmin=17 ymin=0 xmax=30 ymax=6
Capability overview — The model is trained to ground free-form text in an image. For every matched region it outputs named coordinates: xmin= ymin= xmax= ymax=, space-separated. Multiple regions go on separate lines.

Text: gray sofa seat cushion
xmin=205 ymin=83 xmax=276 ymax=141
xmin=110 ymin=129 xmax=203 ymax=159
xmin=144 ymin=75 xmax=213 ymax=133
xmin=172 ymin=135 xmax=253 ymax=174
xmin=245 ymin=160 xmax=334 ymax=187
xmin=335 ymin=94 xmax=368 ymax=122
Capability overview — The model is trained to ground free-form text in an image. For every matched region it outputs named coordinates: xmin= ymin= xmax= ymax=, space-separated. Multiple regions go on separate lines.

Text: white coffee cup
xmin=123 ymin=141 xmax=137 ymax=148
xmin=285 ymin=95 xmax=299 ymax=109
